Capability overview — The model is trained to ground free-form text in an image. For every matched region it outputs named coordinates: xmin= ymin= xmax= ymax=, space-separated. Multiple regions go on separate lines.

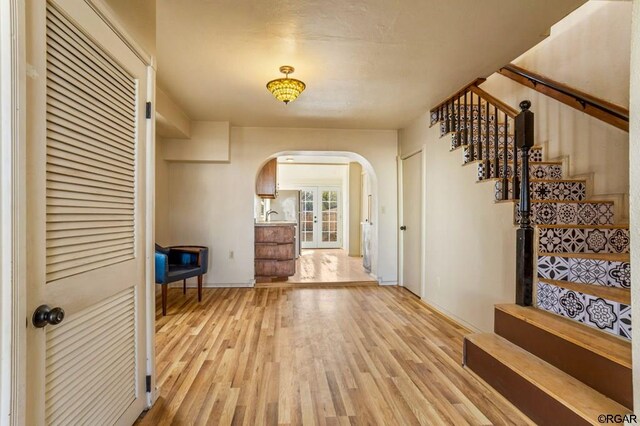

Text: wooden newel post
xmin=515 ymin=100 xmax=534 ymax=306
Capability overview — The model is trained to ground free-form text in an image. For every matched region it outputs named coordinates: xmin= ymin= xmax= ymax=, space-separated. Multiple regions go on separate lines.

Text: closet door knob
xmin=32 ymin=305 xmax=65 ymax=328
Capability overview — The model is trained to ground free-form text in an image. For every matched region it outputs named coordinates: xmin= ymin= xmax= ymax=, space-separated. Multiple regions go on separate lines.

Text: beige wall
xmin=349 ymin=162 xmax=363 ymax=256
xmin=160 ymin=127 xmax=398 ymax=286
xmin=399 ymin=0 xmax=631 ymax=332
xmin=163 ymin=121 xmax=229 ymax=162
xmin=512 ymin=1 xmax=630 ymax=108
xmin=629 ymin=0 xmax=639 ymax=413
xmin=480 ymin=1 xmax=631 ymax=206
xmin=155 ymin=140 xmax=170 ymax=245
xmin=156 ymin=86 xmax=191 ymax=139
xmin=103 ymin=0 xmax=156 ymax=57
xmin=278 ymin=163 xmax=347 ymax=188
xmin=400 ymin=114 xmax=517 ymax=331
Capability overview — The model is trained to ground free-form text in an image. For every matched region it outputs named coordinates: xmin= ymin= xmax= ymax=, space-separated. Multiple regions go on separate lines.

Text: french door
xmin=300 ymin=187 xmax=342 ymax=249
xmin=25 ymin=1 xmax=149 ymax=424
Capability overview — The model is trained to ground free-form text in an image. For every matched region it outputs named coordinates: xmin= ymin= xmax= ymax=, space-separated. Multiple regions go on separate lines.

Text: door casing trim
xmin=0 ymin=0 xmax=26 ymax=424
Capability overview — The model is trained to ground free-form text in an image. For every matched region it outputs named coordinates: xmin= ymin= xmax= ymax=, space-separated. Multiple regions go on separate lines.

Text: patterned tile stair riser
xmin=463 ymin=145 xmax=542 ymax=164
xmin=452 ymin=125 xmax=513 ymax=143
xmin=537 ymin=255 xmax=630 ymax=289
xmin=433 ymin=105 xmax=495 ymax=120
xmin=494 ymin=180 xmax=586 ymax=202
xmin=537 ymin=281 xmax=631 ymax=340
xmin=538 ymin=227 xmax=630 ymax=254
xmin=478 ymin=162 xmax=563 ymax=181
xmin=439 ymin=115 xmax=500 ymax=137
xmin=453 ymin=135 xmax=513 ymax=152
xmin=431 ymin=105 xmax=494 ymax=126
xmin=514 ymin=202 xmax=614 ymax=226
xmin=445 ymin=123 xmax=507 ymax=141
xmin=456 ymin=136 xmax=513 ymax=152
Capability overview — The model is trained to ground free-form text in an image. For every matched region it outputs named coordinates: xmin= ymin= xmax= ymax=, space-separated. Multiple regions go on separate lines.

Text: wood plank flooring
xmin=288 ymin=249 xmax=376 ymax=284
xmin=136 ymin=286 xmax=533 ymax=425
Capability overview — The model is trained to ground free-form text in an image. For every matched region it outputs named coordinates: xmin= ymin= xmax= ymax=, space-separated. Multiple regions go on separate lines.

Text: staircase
xmin=429 ymin=80 xmax=631 ymax=424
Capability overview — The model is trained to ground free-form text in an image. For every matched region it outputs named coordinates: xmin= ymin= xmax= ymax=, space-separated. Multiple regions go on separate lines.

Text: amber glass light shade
xmin=266 ymin=66 xmax=306 ymax=104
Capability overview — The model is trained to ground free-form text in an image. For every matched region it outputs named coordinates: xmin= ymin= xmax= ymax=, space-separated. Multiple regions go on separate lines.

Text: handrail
xmin=430 ymin=78 xmax=486 ymax=114
xmin=499 ymin=64 xmax=629 ymax=132
xmin=469 ymin=85 xmax=518 ymax=118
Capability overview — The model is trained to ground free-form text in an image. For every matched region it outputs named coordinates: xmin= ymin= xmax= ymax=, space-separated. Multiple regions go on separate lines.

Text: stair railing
xmin=430 ymin=83 xmax=535 ymax=306
xmin=499 ymin=64 xmax=629 ymax=132
xmin=430 ymin=81 xmax=518 ymax=201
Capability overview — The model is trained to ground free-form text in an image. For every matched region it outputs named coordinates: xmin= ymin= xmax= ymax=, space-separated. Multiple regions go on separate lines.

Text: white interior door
xmin=26 ymin=1 xmax=149 ymax=424
xmin=402 ymin=152 xmax=422 ymax=296
xmin=300 ymin=187 xmax=342 ymax=249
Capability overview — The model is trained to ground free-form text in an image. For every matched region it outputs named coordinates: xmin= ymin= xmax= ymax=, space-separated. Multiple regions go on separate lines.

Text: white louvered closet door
xmin=26 ymin=1 xmax=149 ymax=425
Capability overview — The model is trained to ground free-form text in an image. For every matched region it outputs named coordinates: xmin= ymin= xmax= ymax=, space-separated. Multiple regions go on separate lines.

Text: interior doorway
xmin=256 ymin=153 xmax=377 ymax=285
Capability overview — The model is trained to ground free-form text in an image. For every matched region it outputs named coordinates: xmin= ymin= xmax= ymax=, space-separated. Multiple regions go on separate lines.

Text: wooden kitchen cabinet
xmin=256 ymin=158 xmax=278 ymax=199
xmin=255 ymin=224 xmax=296 ymax=281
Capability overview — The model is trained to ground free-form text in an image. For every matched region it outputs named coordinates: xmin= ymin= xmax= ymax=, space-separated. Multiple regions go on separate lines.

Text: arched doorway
xmin=254 ymin=151 xmax=380 ymax=285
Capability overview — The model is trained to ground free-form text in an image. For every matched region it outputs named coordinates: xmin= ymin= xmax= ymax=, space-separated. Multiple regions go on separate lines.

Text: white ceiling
xmin=157 ymin=0 xmax=585 ymax=130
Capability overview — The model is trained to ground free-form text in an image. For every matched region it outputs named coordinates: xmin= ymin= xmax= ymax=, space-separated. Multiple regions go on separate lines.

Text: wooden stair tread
xmin=465 ymin=333 xmax=629 ymax=421
xmin=540 ymin=278 xmax=630 ymax=305
xmin=537 ymin=224 xmax=629 ymax=230
xmin=495 ymin=305 xmax=631 ymax=368
xmin=538 ymin=252 xmax=629 ymax=262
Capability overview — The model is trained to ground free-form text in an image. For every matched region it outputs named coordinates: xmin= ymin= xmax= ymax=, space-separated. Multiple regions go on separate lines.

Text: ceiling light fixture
xmin=266 ymin=66 xmax=306 ymax=104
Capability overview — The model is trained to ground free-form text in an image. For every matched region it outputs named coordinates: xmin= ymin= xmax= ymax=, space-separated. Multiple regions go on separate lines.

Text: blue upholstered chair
xmin=155 ymin=244 xmax=209 ymax=315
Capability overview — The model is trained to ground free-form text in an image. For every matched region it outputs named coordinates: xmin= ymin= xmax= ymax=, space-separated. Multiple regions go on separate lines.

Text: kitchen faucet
xmin=265 ymin=210 xmax=278 ymax=221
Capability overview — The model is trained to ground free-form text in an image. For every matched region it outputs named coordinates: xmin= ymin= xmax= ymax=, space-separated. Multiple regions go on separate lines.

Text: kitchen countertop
xmin=255 ymin=221 xmax=297 ymax=226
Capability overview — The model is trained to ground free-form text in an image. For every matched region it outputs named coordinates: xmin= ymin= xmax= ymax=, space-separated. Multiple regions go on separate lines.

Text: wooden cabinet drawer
xmin=255 ymin=259 xmax=295 ymax=277
xmin=255 ymin=225 xmax=294 ymax=243
xmin=255 ymin=243 xmax=294 ymax=260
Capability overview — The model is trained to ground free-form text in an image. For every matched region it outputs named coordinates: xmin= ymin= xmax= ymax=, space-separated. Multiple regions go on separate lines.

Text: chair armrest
xmin=155 ymin=252 xmax=169 ymax=284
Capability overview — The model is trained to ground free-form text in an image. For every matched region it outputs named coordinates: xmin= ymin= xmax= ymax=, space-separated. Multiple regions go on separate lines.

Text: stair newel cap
xmin=520 ymin=100 xmax=532 ymax=111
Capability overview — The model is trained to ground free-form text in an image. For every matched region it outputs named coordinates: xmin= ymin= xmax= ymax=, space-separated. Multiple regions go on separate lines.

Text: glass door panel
xmin=299 ymin=187 xmax=342 ymax=249
xmin=318 ymin=187 xmax=341 ymax=248
xmin=300 ymin=189 xmax=317 ymax=248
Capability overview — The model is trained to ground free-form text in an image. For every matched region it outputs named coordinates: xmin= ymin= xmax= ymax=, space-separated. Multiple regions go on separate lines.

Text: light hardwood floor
xmin=137 ymin=286 xmax=532 ymax=425
xmin=288 ymin=249 xmax=376 ymax=284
